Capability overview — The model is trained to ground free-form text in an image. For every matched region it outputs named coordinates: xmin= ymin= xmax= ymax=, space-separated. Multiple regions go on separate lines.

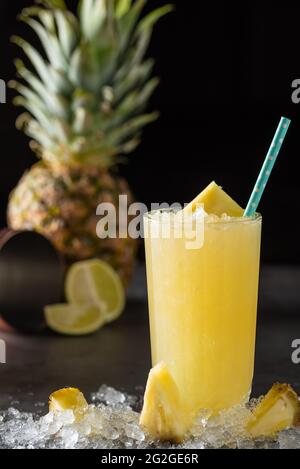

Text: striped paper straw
xmin=244 ymin=117 xmax=291 ymax=217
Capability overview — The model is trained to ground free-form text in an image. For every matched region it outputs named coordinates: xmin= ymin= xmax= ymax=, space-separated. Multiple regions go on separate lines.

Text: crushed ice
xmin=0 ymin=386 xmax=299 ymax=449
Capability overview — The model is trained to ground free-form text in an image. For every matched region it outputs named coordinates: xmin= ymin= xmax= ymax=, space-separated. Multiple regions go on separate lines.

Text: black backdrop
xmin=1 ymin=0 xmax=300 ymax=263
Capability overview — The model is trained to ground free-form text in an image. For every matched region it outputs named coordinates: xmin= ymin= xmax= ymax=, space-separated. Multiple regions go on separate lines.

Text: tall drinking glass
xmin=144 ymin=210 xmax=262 ymax=417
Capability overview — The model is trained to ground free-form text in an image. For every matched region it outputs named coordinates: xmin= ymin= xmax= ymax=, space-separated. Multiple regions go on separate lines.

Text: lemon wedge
xmin=45 ymin=303 xmax=105 ymax=336
xmin=65 ymin=259 xmax=125 ymax=323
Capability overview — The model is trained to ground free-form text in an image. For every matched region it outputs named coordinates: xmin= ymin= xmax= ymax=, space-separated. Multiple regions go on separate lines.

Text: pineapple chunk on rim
xmin=183 ymin=181 xmax=244 ymax=217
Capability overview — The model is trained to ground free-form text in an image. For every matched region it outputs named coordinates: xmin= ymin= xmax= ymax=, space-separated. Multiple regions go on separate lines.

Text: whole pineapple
xmin=8 ymin=0 xmax=171 ymax=286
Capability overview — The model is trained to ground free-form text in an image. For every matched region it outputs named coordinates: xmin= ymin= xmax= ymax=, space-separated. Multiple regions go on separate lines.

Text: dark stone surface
xmin=0 ymin=265 xmax=299 ymax=412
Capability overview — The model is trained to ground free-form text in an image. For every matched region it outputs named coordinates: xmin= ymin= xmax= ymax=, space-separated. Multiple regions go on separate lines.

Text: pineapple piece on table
xmin=184 ymin=181 xmax=244 ymax=217
xmin=140 ymin=362 xmax=191 ymax=443
xmin=49 ymin=388 xmax=88 ymax=419
xmin=7 ymin=0 xmax=172 ymax=287
xmin=247 ymin=383 xmax=300 ymax=437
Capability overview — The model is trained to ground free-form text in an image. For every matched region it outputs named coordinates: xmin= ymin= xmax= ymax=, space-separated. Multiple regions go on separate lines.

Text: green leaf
xmin=48 ymin=66 xmax=73 ymax=94
xmin=14 ymin=60 xmax=70 ymax=118
xmin=68 ymin=48 xmax=84 ymax=88
xmin=103 ymin=77 xmax=158 ymax=132
xmin=78 ymin=0 xmax=93 ymax=18
xmin=37 ymin=9 xmax=56 ymax=33
xmin=131 ymin=28 xmax=152 ymax=64
xmin=13 ymin=94 xmax=52 ymax=131
xmin=115 ymin=0 xmax=132 ymax=18
xmin=55 ymin=10 xmax=79 ymax=58
xmin=138 ymin=5 xmax=173 ymax=33
xmin=14 ymin=59 xmax=46 ymax=95
xmin=135 ymin=77 xmax=159 ymax=106
xmin=107 ymin=112 xmax=158 ymax=145
xmin=20 ymin=16 xmax=68 ymax=70
xmin=118 ymin=137 xmax=140 ymax=154
xmin=118 ymin=0 xmax=147 ymax=50
xmin=15 ymin=96 xmax=70 ymax=146
xmin=73 ymin=107 xmax=93 ymax=133
xmin=36 ymin=0 xmax=66 ymax=9
xmin=11 ymin=73 xmax=69 ymax=121
xmin=51 ymin=118 xmax=71 ymax=143
xmin=115 ymin=28 xmax=151 ymax=83
xmin=11 ymin=36 xmax=50 ymax=85
xmin=79 ymin=0 xmax=94 ymax=35
xmin=114 ymin=59 xmax=154 ymax=101
xmin=11 ymin=81 xmax=50 ymax=115
xmin=71 ymin=89 xmax=95 ymax=110
xmin=25 ymin=119 xmax=56 ymax=148
xmin=79 ymin=0 xmax=107 ymax=40
xmin=117 ymin=3 xmax=173 ymax=71
xmin=69 ymin=43 xmax=117 ymax=93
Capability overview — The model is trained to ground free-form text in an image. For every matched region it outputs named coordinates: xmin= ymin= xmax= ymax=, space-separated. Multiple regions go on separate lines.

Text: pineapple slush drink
xmin=144 ymin=182 xmax=262 ymax=415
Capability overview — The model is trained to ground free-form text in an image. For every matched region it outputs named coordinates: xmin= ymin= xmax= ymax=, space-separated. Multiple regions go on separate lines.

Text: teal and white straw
xmin=244 ymin=117 xmax=291 ymax=217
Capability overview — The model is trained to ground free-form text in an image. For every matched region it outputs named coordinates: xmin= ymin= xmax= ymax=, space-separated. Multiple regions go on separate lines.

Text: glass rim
xmin=143 ymin=208 xmax=262 ymax=226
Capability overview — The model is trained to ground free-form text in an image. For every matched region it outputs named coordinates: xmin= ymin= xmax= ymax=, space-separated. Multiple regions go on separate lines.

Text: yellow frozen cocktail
xmin=144 ymin=182 xmax=262 ymax=416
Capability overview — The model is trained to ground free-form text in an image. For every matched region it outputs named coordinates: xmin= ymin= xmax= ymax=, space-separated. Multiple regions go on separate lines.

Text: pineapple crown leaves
xmin=10 ymin=0 xmax=173 ymax=168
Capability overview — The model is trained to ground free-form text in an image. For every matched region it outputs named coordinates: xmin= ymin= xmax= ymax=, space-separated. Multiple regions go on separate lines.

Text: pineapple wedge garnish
xmin=247 ymin=383 xmax=300 ymax=437
xmin=140 ymin=362 xmax=190 ymax=443
xmin=183 ymin=181 xmax=244 ymax=217
xmin=49 ymin=388 xmax=88 ymax=419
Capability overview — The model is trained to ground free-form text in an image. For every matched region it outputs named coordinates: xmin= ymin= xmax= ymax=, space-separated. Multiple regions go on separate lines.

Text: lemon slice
xmin=49 ymin=388 xmax=88 ymax=417
xmin=65 ymin=259 xmax=125 ymax=323
xmin=45 ymin=303 xmax=105 ymax=335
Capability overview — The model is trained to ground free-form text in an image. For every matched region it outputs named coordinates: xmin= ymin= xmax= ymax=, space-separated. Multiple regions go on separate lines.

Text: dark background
xmin=1 ymin=0 xmax=300 ymax=263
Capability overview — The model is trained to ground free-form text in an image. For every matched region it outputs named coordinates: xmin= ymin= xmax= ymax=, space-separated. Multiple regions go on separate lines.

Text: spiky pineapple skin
xmin=8 ymin=162 xmax=137 ymax=287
